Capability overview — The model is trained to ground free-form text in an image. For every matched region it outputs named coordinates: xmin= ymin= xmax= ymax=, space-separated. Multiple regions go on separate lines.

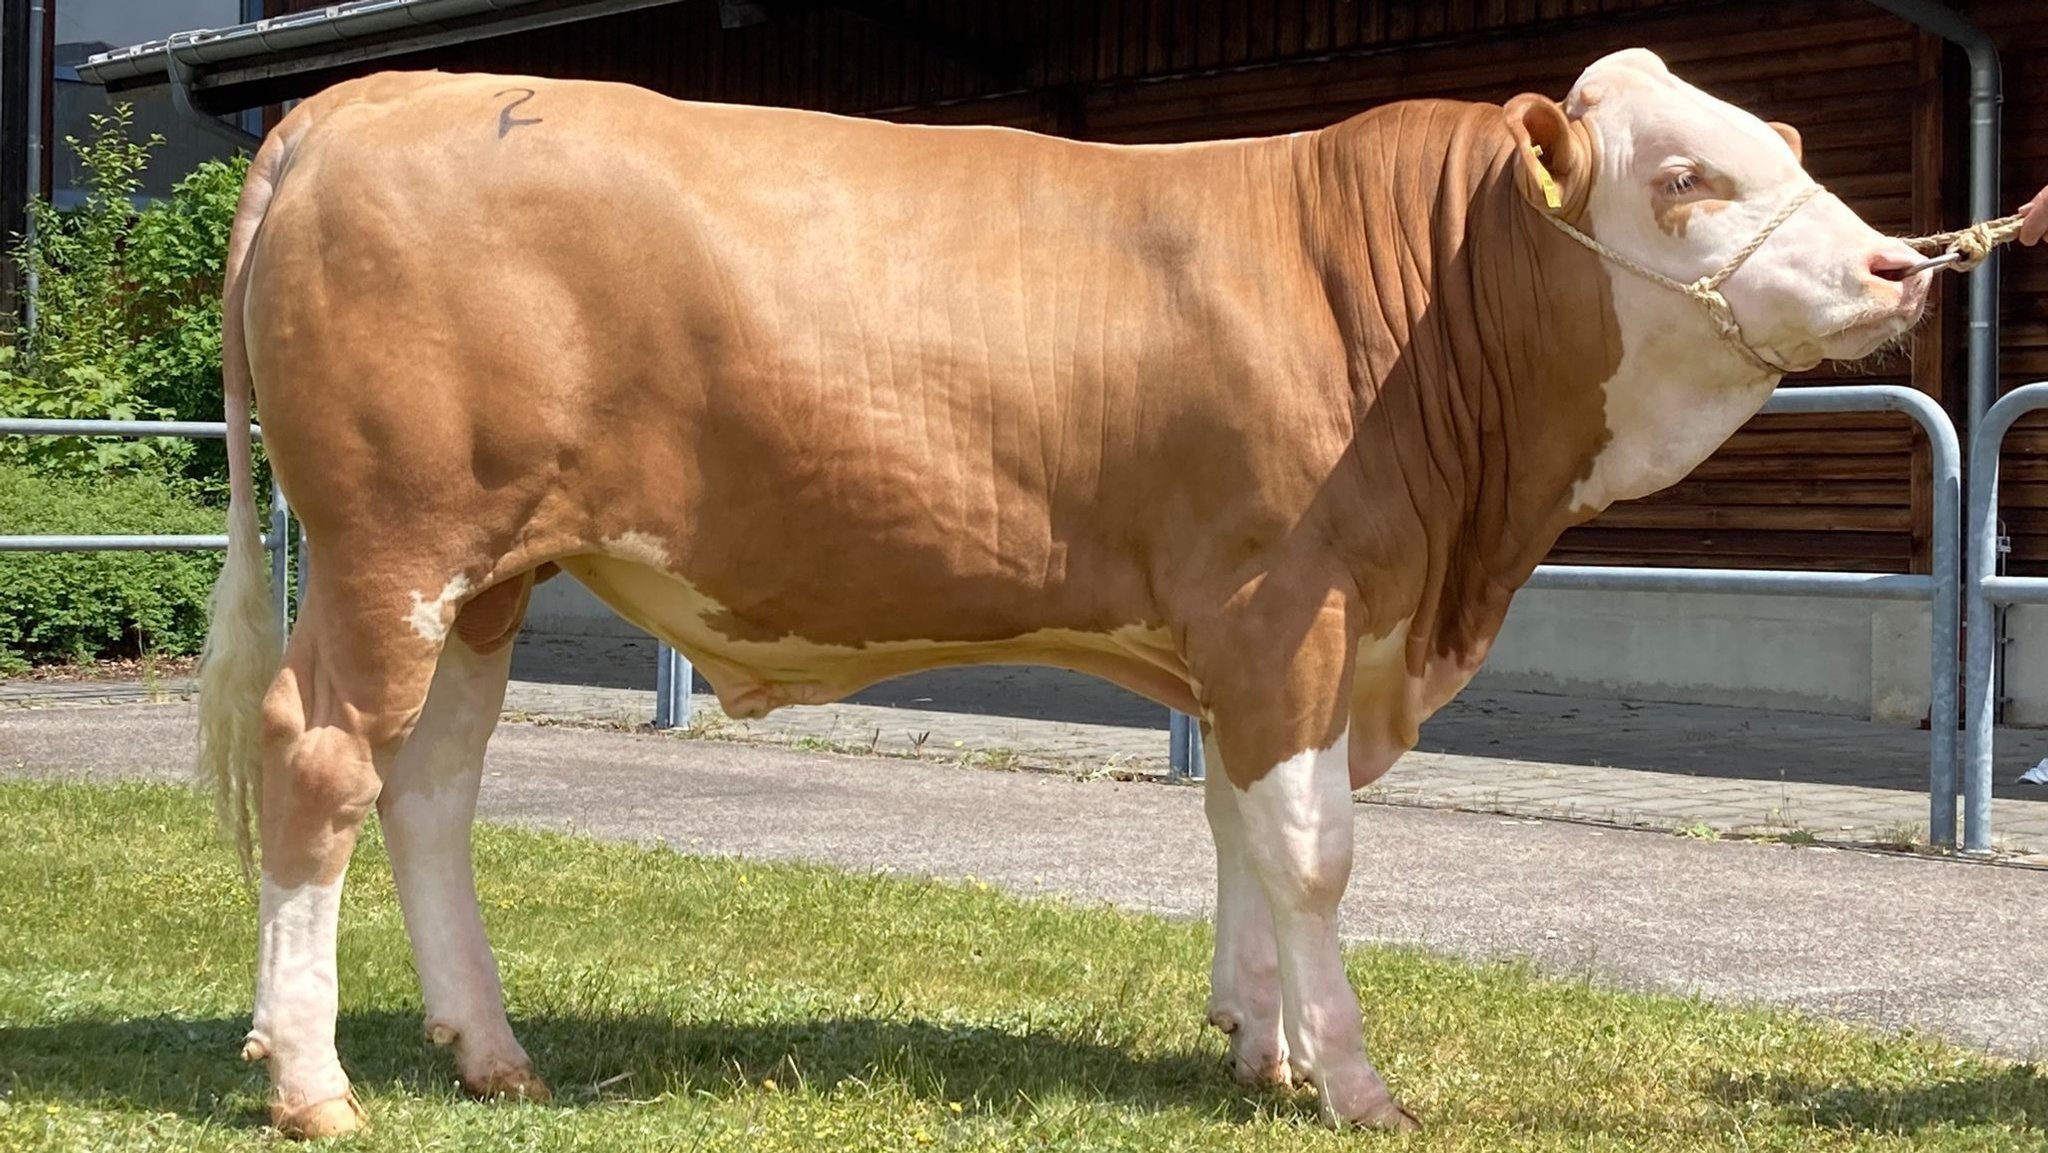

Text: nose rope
xmin=1537 ymin=185 xmax=1823 ymax=376
xmin=1901 ymin=212 xmax=2027 ymax=273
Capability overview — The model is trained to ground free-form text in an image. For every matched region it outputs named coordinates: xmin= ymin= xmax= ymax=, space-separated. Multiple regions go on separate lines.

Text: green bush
xmin=2 ymin=105 xmax=247 ymax=494
xmin=118 ymin=137 xmax=248 ymax=497
xmin=0 ymin=464 xmax=226 ymax=670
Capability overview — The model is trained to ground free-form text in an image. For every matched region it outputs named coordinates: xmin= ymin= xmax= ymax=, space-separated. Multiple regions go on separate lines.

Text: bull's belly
xmin=555 ymin=556 xmax=1202 ymax=719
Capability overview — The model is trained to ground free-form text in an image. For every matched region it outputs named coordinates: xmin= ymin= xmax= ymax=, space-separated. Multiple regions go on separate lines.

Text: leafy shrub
xmin=117 ymin=139 xmax=248 ymax=496
xmin=0 ymin=464 xmax=226 ymax=670
xmin=2 ymin=105 xmax=247 ymax=493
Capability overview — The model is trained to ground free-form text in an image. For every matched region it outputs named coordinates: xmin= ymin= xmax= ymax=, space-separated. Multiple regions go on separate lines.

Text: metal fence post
xmin=1966 ymin=409 xmax=2000 ymax=856
xmin=1926 ymin=403 xmax=1963 ymax=848
xmin=654 ymin=642 xmax=693 ymax=729
xmin=1759 ymin=386 xmax=1961 ymax=848
xmin=1169 ymin=710 xmax=1206 ymax=781
xmin=1963 ymin=382 xmax=2048 ymax=854
xmin=269 ymin=475 xmax=292 ymax=642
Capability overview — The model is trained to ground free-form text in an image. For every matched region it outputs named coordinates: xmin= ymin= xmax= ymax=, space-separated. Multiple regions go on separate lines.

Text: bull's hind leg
xmin=242 ymin=567 xmax=529 ymax=1136
xmin=379 ymin=577 xmax=546 ymax=1101
xmin=247 ymin=602 xmax=443 ymax=1137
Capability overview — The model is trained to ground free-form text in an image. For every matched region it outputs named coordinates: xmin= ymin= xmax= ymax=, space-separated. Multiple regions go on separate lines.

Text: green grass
xmin=1 ymin=781 xmax=2043 ymax=1151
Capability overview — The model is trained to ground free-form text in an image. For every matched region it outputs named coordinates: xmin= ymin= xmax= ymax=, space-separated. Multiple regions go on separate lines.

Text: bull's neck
xmin=1295 ymin=101 xmax=1626 ymax=607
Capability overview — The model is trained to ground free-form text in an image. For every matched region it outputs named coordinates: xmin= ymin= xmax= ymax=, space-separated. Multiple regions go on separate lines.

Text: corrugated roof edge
xmin=76 ymin=0 xmax=571 ymax=87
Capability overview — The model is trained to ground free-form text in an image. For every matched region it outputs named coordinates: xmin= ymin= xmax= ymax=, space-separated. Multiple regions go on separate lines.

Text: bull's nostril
xmin=1868 ymin=251 xmax=1927 ymax=284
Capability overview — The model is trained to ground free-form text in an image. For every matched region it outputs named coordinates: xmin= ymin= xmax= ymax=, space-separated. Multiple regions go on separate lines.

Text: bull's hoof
xmin=1228 ymin=1038 xmax=1293 ymax=1088
xmin=1231 ymin=1052 xmax=1295 ymax=1088
xmin=1320 ymin=1095 xmax=1422 ymax=1132
xmin=462 ymin=1064 xmax=552 ymax=1103
xmin=1210 ymin=1007 xmax=1292 ymax=1087
xmin=1354 ymin=1101 xmax=1423 ymax=1133
xmin=271 ymin=1091 xmax=369 ymax=1140
xmin=1316 ymin=1065 xmax=1421 ymax=1132
xmin=1325 ymin=1092 xmax=1422 ymax=1133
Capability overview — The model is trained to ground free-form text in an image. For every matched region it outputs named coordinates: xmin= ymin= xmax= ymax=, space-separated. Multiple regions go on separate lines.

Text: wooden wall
xmin=262 ymin=0 xmax=2048 ymax=575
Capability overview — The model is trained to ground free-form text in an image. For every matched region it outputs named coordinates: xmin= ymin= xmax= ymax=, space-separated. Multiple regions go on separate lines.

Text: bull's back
xmin=243 ymin=72 xmax=1338 ymax=711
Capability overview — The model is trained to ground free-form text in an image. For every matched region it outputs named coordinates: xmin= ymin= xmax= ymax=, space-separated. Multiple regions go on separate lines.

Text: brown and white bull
xmin=196 ymin=47 xmax=1930 ymax=1136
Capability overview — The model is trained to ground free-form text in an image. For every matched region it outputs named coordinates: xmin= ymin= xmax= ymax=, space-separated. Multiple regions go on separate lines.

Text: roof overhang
xmin=75 ymin=0 xmax=697 ymax=113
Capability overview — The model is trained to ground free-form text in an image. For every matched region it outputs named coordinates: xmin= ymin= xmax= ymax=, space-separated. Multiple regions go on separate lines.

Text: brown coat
xmin=244 ymin=72 xmax=1623 ymax=787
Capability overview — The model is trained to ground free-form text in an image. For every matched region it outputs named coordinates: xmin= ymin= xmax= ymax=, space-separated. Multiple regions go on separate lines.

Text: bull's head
xmin=1496 ymin=48 xmax=1933 ymax=512
xmin=1505 ymin=47 xmax=1929 ymax=377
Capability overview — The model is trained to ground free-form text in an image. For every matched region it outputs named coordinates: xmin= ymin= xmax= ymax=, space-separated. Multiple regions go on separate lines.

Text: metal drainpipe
xmin=23 ymin=0 xmax=44 ymax=334
xmin=1862 ymin=1 xmax=2001 ymax=438
xmin=1864 ymin=0 xmax=2004 ymax=800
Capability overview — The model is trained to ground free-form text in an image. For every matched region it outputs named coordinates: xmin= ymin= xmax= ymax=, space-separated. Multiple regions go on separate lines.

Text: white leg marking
xmin=380 ymin=640 xmax=541 ymax=1095
xmin=406 ymin=575 xmax=474 ymax=643
xmin=250 ymin=875 xmax=351 ymax=1109
xmin=1202 ymin=737 xmax=1289 ymax=1086
xmin=1237 ymin=730 xmax=1414 ymax=1130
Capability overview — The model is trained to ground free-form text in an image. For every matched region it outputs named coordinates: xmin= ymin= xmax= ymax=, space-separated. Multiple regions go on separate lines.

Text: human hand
xmin=2022 ymin=185 xmax=2048 ymax=246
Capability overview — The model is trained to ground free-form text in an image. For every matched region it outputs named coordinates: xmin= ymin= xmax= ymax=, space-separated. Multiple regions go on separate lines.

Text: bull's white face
xmin=1569 ymin=48 xmax=1929 ymax=372
xmin=1514 ymin=48 xmax=1938 ymax=512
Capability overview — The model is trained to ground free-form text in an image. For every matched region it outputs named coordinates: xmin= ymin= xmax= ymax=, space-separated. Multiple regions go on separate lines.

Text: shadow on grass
xmin=0 ymin=1009 xmax=1258 ymax=1124
xmin=16 ymin=1013 xmax=2048 ymax=1137
xmin=1710 ymin=1066 xmax=2048 ymax=1132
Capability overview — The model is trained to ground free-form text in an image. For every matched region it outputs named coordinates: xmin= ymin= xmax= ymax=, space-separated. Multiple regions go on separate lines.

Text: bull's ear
xmin=1768 ymin=121 xmax=1803 ymax=162
xmin=1504 ymin=93 xmax=1589 ymax=217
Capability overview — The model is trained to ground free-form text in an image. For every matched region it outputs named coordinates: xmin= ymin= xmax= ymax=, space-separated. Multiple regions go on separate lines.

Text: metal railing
xmin=1168 ymin=709 xmax=1206 ymax=778
xmin=654 ymin=643 xmax=693 ymax=729
xmin=4 ymin=402 xmax=1971 ymax=848
xmin=1963 ymin=381 xmax=2048 ymax=854
xmin=1160 ymin=385 xmax=1964 ymax=849
xmin=0 ymin=418 xmax=295 ymax=637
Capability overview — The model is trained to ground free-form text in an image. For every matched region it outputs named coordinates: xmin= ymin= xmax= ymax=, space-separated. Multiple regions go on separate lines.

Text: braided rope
xmin=1703 ymin=186 xmax=1825 ymax=291
xmin=1899 ymin=212 xmax=2027 ymax=272
xmin=1539 ymin=186 xmax=1822 ymax=375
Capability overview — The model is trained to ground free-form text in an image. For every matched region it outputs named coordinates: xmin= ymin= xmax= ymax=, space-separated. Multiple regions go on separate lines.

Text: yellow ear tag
xmin=1529 ymin=143 xmax=1563 ymax=210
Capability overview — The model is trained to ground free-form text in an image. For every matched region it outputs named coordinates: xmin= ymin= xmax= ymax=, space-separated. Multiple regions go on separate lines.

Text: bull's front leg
xmin=1201 ymin=732 xmax=1291 ymax=1086
xmin=1233 ymin=725 xmax=1415 ymax=1130
xmin=1194 ymin=597 xmax=1419 ymax=1132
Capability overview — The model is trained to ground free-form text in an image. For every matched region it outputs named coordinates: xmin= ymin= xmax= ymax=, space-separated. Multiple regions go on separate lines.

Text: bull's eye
xmin=1663 ymin=171 xmax=1702 ymax=197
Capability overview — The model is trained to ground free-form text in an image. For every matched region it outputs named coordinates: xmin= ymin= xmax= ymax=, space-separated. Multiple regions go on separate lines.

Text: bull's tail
xmin=196 ymin=131 xmax=293 ymax=877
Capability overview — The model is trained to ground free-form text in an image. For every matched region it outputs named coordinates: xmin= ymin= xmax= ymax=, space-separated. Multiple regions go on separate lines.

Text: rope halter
xmin=1536 ymin=184 xmax=1824 ymax=377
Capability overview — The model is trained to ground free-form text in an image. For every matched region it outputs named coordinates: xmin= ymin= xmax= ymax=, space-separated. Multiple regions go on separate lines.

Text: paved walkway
xmin=5 ymin=701 xmax=2047 ymax=1057
xmin=18 ymin=631 xmax=2048 ymax=853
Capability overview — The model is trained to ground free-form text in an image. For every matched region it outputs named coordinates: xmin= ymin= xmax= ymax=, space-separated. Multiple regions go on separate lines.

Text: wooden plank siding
xmin=256 ymin=0 xmax=2048 ymax=574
